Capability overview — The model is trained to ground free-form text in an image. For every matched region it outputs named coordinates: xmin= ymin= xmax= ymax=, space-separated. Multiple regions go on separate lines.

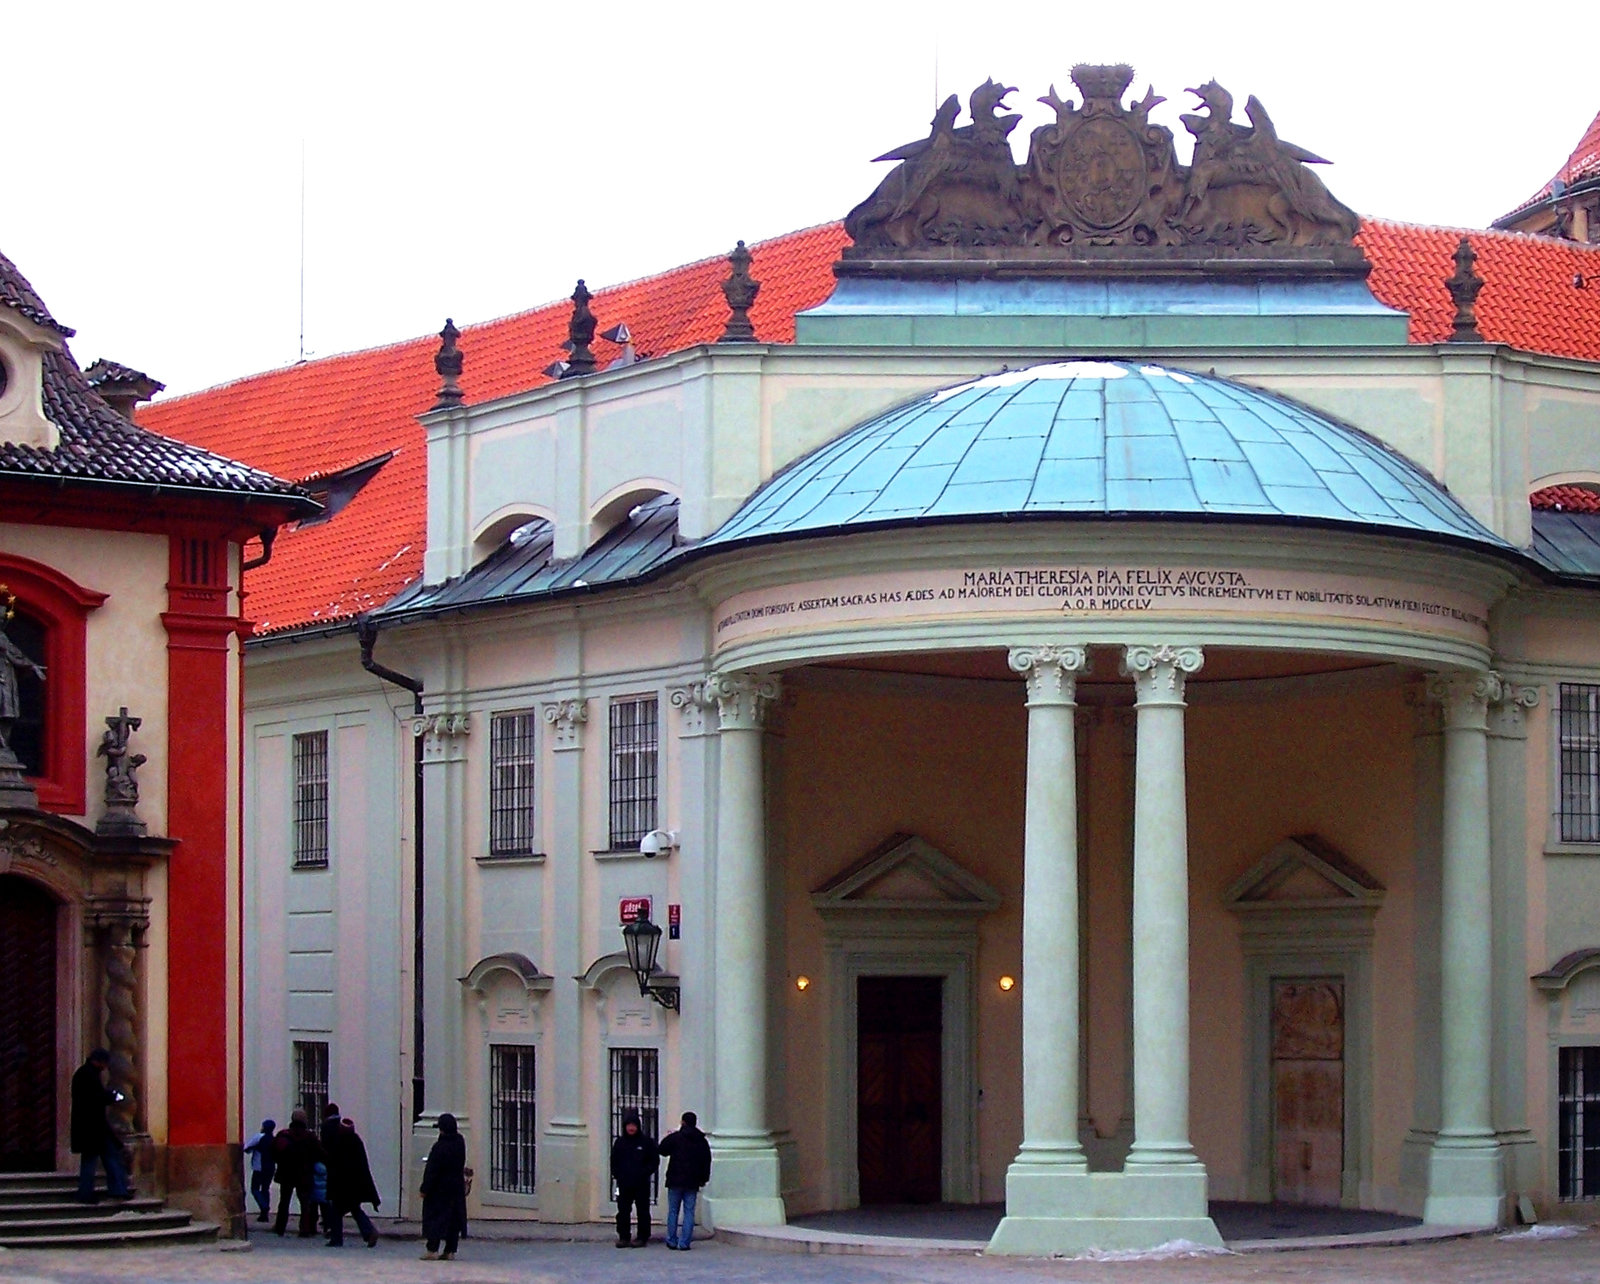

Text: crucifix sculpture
xmin=97 ymin=707 xmax=147 ymax=836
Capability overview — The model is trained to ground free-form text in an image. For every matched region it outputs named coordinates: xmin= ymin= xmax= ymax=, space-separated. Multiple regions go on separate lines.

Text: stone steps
xmin=0 ymin=1172 xmax=217 ymax=1249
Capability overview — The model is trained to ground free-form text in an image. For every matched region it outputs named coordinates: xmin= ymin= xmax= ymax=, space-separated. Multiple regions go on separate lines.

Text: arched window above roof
xmin=588 ymin=482 xmax=679 ymax=547
xmin=473 ymin=506 xmax=555 ymax=563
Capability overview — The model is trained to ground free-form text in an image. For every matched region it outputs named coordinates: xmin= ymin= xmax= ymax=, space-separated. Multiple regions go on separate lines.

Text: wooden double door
xmin=857 ymin=976 xmax=942 ymax=1204
xmin=0 ymin=875 xmax=57 ymax=1172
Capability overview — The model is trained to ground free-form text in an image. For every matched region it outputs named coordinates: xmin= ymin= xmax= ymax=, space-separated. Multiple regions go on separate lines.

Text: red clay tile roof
xmin=144 ymin=218 xmax=1600 ymax=633
xmin=1532 ymin=485 xmax=1600 ymax=513
xmin=139 ymin=224 xmax=848 ymax=633
xmin=1497 ymin=109 xmax=1600 ymax=224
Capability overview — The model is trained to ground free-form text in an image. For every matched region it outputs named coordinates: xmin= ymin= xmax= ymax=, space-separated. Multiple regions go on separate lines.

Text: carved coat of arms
xmin=1028 ymin=65 xmax=1183 ymax=247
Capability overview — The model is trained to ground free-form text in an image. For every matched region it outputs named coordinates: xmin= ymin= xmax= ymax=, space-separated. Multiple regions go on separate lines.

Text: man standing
xmin=610 ymin=1108 xmax=658 ymax=1248
xmin=319 ymin=1102 xmax=341 ymax=1234
xmin=324 ymin=1117 xmax=381 ymax=1248
xmin=657 ymin=1111 xmax=711 ymax=1251
xmin=70 ymin=1049 xmax=131 ymax=1203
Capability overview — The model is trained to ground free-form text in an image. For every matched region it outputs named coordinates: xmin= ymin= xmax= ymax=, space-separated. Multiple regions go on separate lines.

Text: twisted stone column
xmin=102 ymin=920 xmax=141 ymax=1137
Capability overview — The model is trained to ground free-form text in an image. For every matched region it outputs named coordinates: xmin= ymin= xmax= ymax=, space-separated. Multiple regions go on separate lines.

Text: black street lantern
xmin=621 ymin=911 xmax=680 ymax=1012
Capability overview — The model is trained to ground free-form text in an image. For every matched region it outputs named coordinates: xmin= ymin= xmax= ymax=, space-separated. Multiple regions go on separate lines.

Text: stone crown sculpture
xmin=843 ymin=65 xmax=1362 ymax=274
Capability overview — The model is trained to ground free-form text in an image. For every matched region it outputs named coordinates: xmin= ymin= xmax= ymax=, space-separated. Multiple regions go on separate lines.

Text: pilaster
xmin=538 ymin=697 xmax=589 ymax=1221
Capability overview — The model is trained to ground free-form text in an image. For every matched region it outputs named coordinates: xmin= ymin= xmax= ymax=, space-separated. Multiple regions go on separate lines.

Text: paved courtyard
xmin=0 ymin=1226 xmax=1598 ymax=1284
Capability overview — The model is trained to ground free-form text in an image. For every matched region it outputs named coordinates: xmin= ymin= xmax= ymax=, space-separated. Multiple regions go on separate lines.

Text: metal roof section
xmin=378 ymin=493 xmax=683 ymax=618
xmin=704 ymin=361 xmax=1507 ymax=553
xmin=1532 ymin=509 xmax=1600 ymax=577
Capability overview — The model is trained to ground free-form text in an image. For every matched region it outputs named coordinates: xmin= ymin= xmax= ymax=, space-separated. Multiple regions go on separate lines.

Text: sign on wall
xmin=619 ymin=896 xmax=652 ymax=924
xmin=713 ymin=563 xmax=1491 ymax=650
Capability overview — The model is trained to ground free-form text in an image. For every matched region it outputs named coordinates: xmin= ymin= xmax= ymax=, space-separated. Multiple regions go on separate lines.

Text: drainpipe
xmin=355 ymin=616 xmax=426 ymax=1123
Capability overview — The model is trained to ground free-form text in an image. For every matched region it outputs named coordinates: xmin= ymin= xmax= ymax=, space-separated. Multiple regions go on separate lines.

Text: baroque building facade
xmin=148 ymin=75 xmax=1600 ymax=1251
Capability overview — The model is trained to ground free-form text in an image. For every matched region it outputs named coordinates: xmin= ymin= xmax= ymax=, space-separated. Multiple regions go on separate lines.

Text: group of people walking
xmin=244 ymin=1102 xmax=382 ymax=1247
xmin=611 ymin=1110 xmax=712 ymax=1250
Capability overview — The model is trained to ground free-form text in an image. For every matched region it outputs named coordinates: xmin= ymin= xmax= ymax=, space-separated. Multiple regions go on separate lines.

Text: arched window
xmin=0 ymin=556 xmax=105 ymax=815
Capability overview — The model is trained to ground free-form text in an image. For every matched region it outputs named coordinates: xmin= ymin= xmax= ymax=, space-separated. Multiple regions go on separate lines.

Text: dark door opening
xmin=0 ymin=875 xmax=57 ymax=1172
xmin=857 ymin=975 xmax=942 ymax=1204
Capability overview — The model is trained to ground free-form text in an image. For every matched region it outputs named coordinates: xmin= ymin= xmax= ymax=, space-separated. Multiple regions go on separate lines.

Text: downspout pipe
xmin=355 ymin=615 xmax=426 ymax=1123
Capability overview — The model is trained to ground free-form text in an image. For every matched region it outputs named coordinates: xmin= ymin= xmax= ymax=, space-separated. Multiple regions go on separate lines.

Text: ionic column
xmin=704 ymin=670 xmax=785 ymax=1227
xmin=1122 ymin=644 xmax=1205 ymax=1171
xmin=1010 ymin=645 xmax=1089 ymax=1166
xmin=1424 ymin=671 xmax=1505 ymax=1227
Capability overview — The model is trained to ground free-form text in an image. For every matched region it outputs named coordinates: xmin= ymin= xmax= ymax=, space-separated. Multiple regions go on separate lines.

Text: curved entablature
xmin=704 ymin=361 xmax=1507 ymax=555
xmin=589 ymin=480 xmax=679 ymax=547
xmin=472 ymin=505 xmax=555 ymax=562
xmin=1533 ymin=948 xmax=1600 ymax=994
xmin=458 ymin=952 xmax=553 ymax=997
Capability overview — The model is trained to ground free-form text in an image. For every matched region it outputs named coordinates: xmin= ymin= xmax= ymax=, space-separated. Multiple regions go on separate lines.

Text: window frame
xmin=292 ymin=1039 xmax=330 ymax=1123
xmin=488 ymin=709 xmax=540 ymax=858
xmin=0 ymin=555 xmax=105 ymax=815
xmin=1559 ymin=1043 xmax=1600 ymax=1200
xmin=291 ymin=729 xmax=330 ymax=870
xmin=489 ymin=1043 xmax=538 ymax=1196
xmin=1550 ymin=681 xmax=1600 ymax=853
xmin=606 ymin=694 xmax=659 ymax=851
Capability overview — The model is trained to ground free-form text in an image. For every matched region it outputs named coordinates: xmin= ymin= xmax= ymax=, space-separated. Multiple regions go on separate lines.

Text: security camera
xmin=638 ymin=829 xmax=679 ymax=859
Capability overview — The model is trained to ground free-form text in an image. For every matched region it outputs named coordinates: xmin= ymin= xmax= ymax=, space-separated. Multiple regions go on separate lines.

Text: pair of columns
xmin=989 ymin=643 xmax=1219 ymax=1253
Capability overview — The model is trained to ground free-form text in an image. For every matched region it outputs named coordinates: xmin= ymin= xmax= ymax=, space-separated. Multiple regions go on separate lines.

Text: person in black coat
xmin=419 ymin=1112 xmax=467 ymax=1260
xmin=610 ymin=1108 xmax=659 ymax=1248
xmin=318 ymin=1102 xmax=342 ymax=1234
xmin=657 ymin=1111 xmax=712 ymax=1250
xmin=325 ymin=1117 xmax=381 ymax=1247
xmin=70 ymin=1049 xmax=132 ymax=1202
xmin=271 ymin=1110 xmax=325 ymax=1237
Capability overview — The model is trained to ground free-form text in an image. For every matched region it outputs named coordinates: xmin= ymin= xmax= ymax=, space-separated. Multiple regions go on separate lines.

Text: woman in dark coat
xmin=419 ymin=1112 xmax=467 ymax=1259
xmin=325 ymin=1118 xmax=381 ymax=1248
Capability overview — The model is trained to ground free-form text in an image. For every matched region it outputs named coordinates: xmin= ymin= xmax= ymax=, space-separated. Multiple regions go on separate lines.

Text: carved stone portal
xmin=843 ymin=65 xmax=1362 ymax=271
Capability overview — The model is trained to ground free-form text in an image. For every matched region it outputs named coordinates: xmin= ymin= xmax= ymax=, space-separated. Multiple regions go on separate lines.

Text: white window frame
xmin=291 ymin=730 xmax=329 ymax=869
xmin=1551 ymin=682 xmax=1600 ymax=852
xmin=607 ymin=695 xmax=659 ymax=851
xmin=488 ymin=1043 xmax=538 ymax=1196
xmin=488 ymin=710 xmax=539 ymax=857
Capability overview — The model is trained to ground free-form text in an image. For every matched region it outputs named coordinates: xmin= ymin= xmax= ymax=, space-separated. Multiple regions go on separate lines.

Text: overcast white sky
xmin=7 ymin=2 xmax=1596 ymax=397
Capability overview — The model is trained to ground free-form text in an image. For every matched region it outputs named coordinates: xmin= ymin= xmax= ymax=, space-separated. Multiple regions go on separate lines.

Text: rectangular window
xmin=292 ymin=731 xmax=329 ymax=868
xmin=1560 ymin=684 xmax=1600 ymax=843
xmin=293 ymin=1039 xmax=329 ymax=1123
xmin=489 ymin=1045 xmax=537 ymax=1194
xmin=609 ymin=1047 xmax=660 ymax=1202
xmin=608 ymin=695 xmax=659 ymax=849
xmin=489 ymin=711 xmax=539 ymax=856
xmin=1559 ymin=1045 xmax=1600 ymax=1199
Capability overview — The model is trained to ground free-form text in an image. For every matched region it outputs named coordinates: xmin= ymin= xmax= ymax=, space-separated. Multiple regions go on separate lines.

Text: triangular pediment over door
xmin=810 ymin=833 xmax=1002 ymax=917
xmin=1224 ymin=835 xmax=1385 ymax=914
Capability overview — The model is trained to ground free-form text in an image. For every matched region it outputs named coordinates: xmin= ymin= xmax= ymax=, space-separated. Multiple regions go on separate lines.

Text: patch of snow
xmin=1497 ymin=1224 xmax=1584 ymax=1241
xmin=930 ymin=360 xmax=1130 ymax=401
xmin=1073 ymin=1238 xmax=1234 ymax=1261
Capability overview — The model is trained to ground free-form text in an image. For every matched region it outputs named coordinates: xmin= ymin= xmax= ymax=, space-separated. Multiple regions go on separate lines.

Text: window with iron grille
xmin=609 ymin=1047 xmax=660 ymax=1202
xmin=490 ymin=1045 xmax=537 ymax=1194
xmin=292 ymin=731 xmax=329 ymax=868
xmin=1560 ymin=684 xmax=1600 ymax=843
xmin=1559 ymin=1046 xmax=1600 ymax=1198
xmin=293 ymin=1040 xmax=329 ymax=1122
xmin=608 ymin=696 xmax=658 ymax=849
xmin=489 ymin=711 xmax=538 ymax=855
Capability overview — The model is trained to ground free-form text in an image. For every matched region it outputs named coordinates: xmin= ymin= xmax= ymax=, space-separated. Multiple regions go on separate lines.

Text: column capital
xmin=1425 ymin=670 xmax=1502 ymax=732
xmin=413 ymin=711 xmax=472 ymax=763
xmin=541 ymin=698 xmax=589 ymax=750
xmin=1121 ymin=644 xmax=1204 ymax=706
xmin=706 ymin=671 xmax=781 ymax=732
xmin=1008 ymin=645 xmax=1089 ymax=706
xmin=1488 ymin=680 xmax=1541 ymax=739
xmin=668 ymin=682 xmax=716 ymax=738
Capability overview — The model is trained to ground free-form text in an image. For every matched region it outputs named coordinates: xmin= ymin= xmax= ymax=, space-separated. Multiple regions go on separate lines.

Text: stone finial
xmin=433 ymin=319 xmax=464 ymax=408
xmin=560 ymin=280 xmax=598 ymax=378
xmin=718 ymin=241 xmax=761 ymax=342
xmin=96 ymin=707 xmax=147 ymax=836
xmin=1446 ymin=237 xmax=1485 ymax=342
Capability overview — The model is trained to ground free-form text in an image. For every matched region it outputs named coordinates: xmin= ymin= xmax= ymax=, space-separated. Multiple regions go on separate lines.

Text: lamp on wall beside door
xmin=621 ymin=910 xmax=680 ymax=1012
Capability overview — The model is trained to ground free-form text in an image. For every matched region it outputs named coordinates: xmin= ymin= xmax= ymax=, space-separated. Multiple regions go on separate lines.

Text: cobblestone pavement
xmin=1 ymin=1227 xmax=1599 ymax=1284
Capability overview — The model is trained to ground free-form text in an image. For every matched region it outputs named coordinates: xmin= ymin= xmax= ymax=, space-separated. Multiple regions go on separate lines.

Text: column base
xmin=702 ymin=1137 xmax=785 ymax=1228
xmin=164 ymin=1142 xmax=246 ymax=1238
xmin=1422 ymin=1138 xmax=1505 ymax=1228
xmin=535 ymin=1119 xmax=591 ymax=1222
xmin=987 ymin=1167 xmax=1221 ymax=1256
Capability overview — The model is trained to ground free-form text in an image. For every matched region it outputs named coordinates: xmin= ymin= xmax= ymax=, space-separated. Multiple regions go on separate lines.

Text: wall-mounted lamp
xmin=621 ymin=910 xmax=680 ymax=1012
xmin=998 ymin=975 xmax=1016 ymax=992
xmin=795 ymin=975 xmax=811 ymax=991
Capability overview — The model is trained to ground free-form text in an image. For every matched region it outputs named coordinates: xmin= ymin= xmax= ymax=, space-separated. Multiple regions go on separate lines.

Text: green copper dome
xmin=705 ymin=361 xmax=1504 ymax=550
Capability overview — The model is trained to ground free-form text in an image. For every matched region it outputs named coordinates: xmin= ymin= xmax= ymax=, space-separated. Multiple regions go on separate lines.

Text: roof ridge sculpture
xmin=842 ymin=65 xmax=1363 ymax=277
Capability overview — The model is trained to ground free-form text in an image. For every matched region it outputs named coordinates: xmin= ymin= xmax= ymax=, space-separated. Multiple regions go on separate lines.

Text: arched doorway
xmin=0 ymin=874 xmax=58 ymax=1171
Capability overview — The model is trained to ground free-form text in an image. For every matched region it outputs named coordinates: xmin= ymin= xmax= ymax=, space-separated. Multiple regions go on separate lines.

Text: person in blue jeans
xmin=70 ymin=1050 xmax=132 ymax=1203
xmin=656 ymin=1111 xmax=711 ymax=1251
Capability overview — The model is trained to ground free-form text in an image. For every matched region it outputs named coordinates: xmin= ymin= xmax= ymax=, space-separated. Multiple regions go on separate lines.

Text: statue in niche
xmin=844 ymin=79 xmax=1029 ymax=248
xmin=1177 ymin=82 xmax=1359 ymax=247
xmin=1027 ymin=64 xmax=1184 ymax=247
xmin=96 ymin=708 xmax=147 ymax=836
xmin=0 ymin=590 xmax=45 ymax=769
